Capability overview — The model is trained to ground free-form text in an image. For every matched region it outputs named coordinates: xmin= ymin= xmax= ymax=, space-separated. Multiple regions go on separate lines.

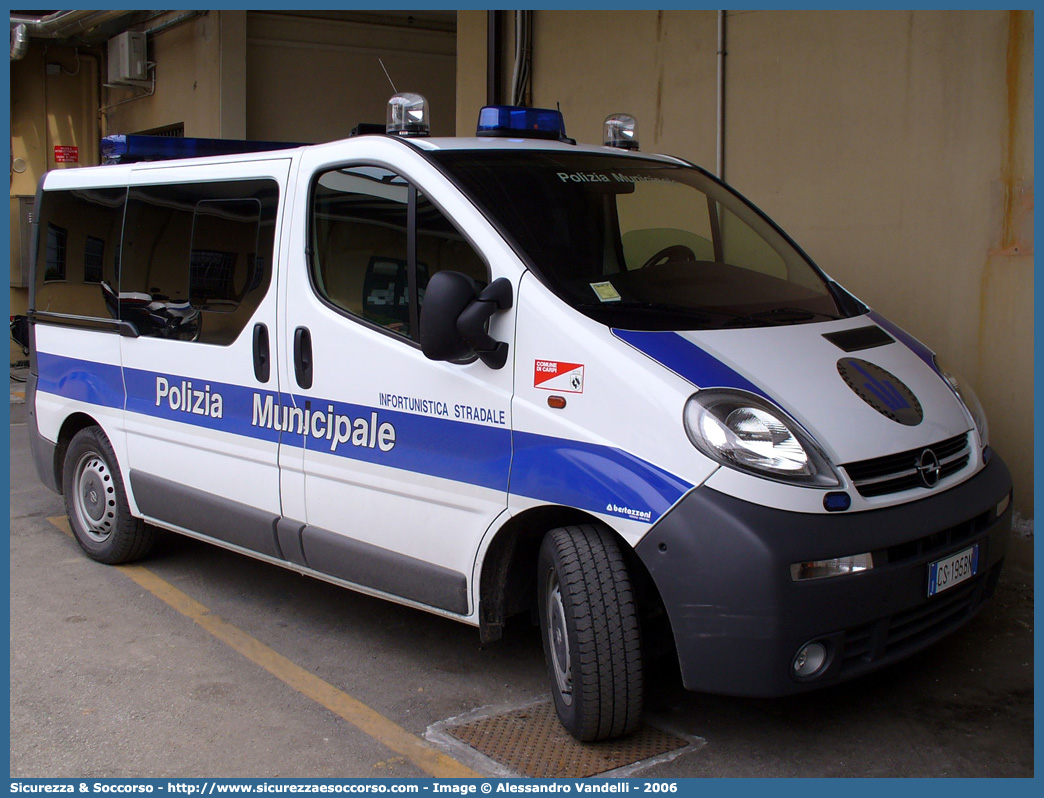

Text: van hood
xmin=613 ymin=315 xmax=973 ymax=466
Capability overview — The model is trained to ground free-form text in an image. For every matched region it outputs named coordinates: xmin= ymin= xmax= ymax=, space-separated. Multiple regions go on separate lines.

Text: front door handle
xmin=294 ymin=326 xmax=312 ymax=389
xmin=252 ymin=323 xmax=270 ymax=383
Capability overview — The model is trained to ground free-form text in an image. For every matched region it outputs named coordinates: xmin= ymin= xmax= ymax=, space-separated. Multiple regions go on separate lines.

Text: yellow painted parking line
xmin=48 ymin=516 xmax=480 ymax=778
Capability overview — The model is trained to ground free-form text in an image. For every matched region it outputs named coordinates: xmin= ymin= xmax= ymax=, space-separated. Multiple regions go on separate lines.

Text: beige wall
xmin=246 ymin=12 xmax=456 ymax=142
xmin=537 ymin=10 xmax=719 ymax=163
xmin=455 ymin=11 xmax=487 ymax=136
xmin=101 ymin=12 xmax=244 ymax=138
xmin=459 ymin=9 xmax=1034 ymax=516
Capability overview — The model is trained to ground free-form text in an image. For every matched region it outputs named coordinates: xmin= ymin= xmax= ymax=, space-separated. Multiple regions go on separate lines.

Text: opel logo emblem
xmin=917 ymin=449 xmax=941 ymax=488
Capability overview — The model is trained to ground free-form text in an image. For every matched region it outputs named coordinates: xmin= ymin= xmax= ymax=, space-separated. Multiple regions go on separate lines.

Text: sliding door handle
xmin=294 ymin=326 xmax=313 ymax=389
xmin=252 ymin=323 xmax=270 ymax=383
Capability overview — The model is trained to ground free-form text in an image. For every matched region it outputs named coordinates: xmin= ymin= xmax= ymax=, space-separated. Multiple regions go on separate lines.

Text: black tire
xmin=537 ymin=524 xmax=643 ymax=741
xmin=62 ymin=426 xmax=155 ymax=564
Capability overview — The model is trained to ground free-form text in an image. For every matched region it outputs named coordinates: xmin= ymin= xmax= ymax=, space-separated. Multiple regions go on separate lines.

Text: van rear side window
xmin=35 ymin=188 xmax=126 ymax=319
xmin=190 ymin=198 xmax=264 ymax=312
xmin=120 ymin=179 xmax=279 ymax=345
xmin=35 ymin=180 xmax=279 ymax=346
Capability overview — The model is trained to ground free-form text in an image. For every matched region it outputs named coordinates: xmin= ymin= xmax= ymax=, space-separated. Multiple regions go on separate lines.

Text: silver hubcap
xmin=72 ymin=452 xmax=116 ymax=543
xmin=546 ymin=569 xmax=573 ymax=706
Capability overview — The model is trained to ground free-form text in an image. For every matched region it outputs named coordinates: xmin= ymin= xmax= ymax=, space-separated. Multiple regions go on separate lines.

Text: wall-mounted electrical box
xmin=11 ymin=196 xmax=34 ymax=288
xmin=107 ymin=30 xmax=147 ymax=84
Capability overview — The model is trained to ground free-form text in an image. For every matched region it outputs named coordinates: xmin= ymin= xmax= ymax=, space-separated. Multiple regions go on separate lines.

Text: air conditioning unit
xmin=107 ymin=30 xmax=147 ymax=84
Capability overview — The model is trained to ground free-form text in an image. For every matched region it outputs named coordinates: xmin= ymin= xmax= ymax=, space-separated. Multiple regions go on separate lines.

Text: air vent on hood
xmin=823 ymin=326 xmax=895 ymax=352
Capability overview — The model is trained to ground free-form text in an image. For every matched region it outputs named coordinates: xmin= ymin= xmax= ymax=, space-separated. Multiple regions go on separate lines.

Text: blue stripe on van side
xmin=510 ymin=431 xmax=691 ymax=524
xmin=37 ymin=352 xmax=687 ymax=521
xmin=39 ymin=353 xmax=511 ymax=491
xmin=291 ymin=398 xmax=512 ymax=492
xmin=36 ymin=352 xmax=125 ymax=410
xmin=611 ymin=328 xmax=769 ymax=398
xmin=123 ymin=366 xmax=280 ymax=441
xmin=123 ymin=365 xmax=512 ymax=492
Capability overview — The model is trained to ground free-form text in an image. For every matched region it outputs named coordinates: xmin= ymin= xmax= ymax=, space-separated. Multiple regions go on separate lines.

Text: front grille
xmin=839 ymin=562 xmax=1001 ymax=676
xmin=843 ymin=433 xmax=970 ymax=498
xmin=880 ymin=506 xmax=992 ymax=566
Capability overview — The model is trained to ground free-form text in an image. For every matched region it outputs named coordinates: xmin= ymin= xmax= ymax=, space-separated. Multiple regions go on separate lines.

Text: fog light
xmin=793 ymin=642 xmax=827 ymax=677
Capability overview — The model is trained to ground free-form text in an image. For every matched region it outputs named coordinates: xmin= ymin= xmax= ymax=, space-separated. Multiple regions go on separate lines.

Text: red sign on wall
xmin=54 ymin=146 xmax=79 ymax=163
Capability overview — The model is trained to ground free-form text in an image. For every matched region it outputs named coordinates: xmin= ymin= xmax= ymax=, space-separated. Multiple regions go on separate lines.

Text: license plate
xmin=927 ymin=544 xmax=979 ymax=597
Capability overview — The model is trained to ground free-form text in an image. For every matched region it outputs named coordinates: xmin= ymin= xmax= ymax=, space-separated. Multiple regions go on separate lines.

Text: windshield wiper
xmin=755 ymin=307 xmax=837 ymax=321
xmin=721 ymin=307 xmax=838 ymax=327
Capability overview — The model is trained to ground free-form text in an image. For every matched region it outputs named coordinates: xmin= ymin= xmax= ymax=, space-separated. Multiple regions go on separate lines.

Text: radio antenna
xmin=378 ymin=58 xmax=398 ymax=94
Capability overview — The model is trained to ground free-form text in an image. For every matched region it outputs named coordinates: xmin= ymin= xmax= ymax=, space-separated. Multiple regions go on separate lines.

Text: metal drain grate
xmin=442 ymin=702 xmax=690 ymax=778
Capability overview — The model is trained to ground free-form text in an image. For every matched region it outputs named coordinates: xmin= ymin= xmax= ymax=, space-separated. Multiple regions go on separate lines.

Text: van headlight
xmin=683 ymin=390 xmax=841 ymax=487
xmin=934 ymin=359 xmax=989 ymax=450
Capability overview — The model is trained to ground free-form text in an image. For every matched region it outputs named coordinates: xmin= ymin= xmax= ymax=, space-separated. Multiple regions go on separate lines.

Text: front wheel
xmin=537 ymin=525 xmax=643 ymax=741
xmin=63 ymin=426 xmax=156 ymax=564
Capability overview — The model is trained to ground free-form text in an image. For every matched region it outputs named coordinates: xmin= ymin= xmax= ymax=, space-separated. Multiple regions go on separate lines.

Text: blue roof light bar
xmin=100 ymin=134 xmax=307 ymax=164
xmin=476 ymin=106 xmax=570 ymax=141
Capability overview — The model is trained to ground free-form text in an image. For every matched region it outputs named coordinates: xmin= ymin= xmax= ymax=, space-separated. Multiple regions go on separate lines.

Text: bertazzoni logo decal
xmin=837 ymin=358 xmax=923 ymax=426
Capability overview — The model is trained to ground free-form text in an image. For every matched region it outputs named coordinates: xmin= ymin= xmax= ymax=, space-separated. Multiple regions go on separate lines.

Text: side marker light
xmin=823 ymin=492 xmax=851 ymax=512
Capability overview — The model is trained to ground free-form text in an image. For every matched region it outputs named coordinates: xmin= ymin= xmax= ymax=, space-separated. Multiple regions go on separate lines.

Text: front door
xmin=278 ymin=151 xmax=516 ymax=616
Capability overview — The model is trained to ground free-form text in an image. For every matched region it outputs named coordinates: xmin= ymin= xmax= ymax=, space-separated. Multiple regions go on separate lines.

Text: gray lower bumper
xmin=635 ymin=455 xmax=1013 ymax=696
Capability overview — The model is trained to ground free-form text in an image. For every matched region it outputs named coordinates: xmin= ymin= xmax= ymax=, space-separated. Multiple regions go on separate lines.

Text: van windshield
xmin=428 ymin=150 xmax=860 ymax=330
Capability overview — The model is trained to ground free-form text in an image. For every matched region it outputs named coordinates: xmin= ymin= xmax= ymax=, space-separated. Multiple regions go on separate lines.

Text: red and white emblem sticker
xmin=534 ymin=360 xmax=585 ymax=393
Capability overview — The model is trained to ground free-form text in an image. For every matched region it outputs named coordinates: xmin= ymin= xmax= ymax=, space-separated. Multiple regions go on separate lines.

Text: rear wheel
xmin=63 ymin=426 xmax=155 ymax=564
xmin=537 ymin=525 xmax=643 ymax=741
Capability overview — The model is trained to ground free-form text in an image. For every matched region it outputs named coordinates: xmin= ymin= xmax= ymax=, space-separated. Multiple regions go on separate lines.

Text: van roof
xmin=41 ymin=134 xmax=685 ymax=190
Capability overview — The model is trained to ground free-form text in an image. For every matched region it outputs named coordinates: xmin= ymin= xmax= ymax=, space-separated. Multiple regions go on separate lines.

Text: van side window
xmin=34 ymin=188 xmax=126 ymax=319
xmin=415 ymin=189 xmax=488 ymax=305
xmin=311 ymin=166 xmax=488 ymax=342
xmin=121 ymin=179 xmax=278 ymax=345
xmin=312 ymin=166 xmax=410 ymax=335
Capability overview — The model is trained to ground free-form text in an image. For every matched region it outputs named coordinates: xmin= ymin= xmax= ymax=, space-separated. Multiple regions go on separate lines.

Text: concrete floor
xmin=7 ymin=396 xmax=1035 ymax=778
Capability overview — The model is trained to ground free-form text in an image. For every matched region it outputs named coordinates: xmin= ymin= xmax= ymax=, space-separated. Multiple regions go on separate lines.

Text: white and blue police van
xmin=27 ymin=95 xmax=1012 ymax=741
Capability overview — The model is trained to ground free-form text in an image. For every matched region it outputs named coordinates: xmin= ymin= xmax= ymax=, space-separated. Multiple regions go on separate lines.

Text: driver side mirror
xmin=419 ymin=271 xmax=513 ymax=369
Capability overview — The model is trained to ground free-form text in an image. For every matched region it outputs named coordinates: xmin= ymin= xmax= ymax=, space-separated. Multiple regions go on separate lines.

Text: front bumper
xmin=635 ymin=454 xmax=1012 ymax=696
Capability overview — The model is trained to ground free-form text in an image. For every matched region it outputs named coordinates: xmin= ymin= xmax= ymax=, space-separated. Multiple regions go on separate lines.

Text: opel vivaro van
xmin=27 ymin=96 xmax=1012 ymax=741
